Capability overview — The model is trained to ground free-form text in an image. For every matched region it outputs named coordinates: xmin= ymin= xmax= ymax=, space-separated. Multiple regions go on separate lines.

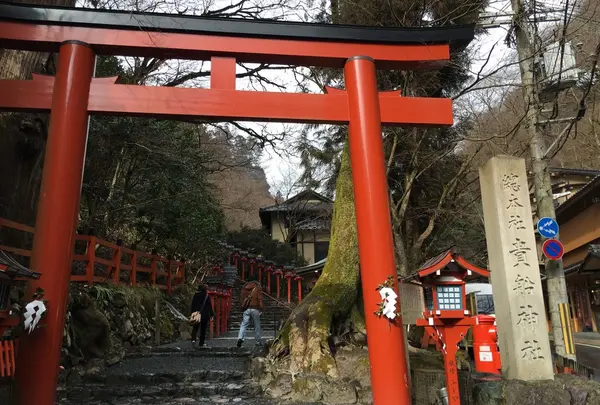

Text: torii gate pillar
xmin=345 ymin=56 xmax=411 ymax=405
xmin=13 ymin=41 xmax=95 ymax=405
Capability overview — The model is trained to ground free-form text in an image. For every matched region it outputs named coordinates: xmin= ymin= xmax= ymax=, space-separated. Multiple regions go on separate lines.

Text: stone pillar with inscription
xmin=479 ymin=155 xmax=554 ymax=380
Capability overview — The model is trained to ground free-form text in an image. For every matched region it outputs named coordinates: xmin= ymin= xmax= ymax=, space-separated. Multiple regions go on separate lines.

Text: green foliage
xmin=226 ymin=227 xmax=307 ymax=267
xmin=78 ymin=56 xmax=225 ymax=261
xmin=296 ymin=0 xmax=488 ymax=271
xmin=90 ymin=284 xmax=115 ymax=310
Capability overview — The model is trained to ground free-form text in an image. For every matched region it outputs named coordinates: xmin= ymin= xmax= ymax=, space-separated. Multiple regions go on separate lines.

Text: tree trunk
xmin=271 ymin=140 xmax=360 ymax=377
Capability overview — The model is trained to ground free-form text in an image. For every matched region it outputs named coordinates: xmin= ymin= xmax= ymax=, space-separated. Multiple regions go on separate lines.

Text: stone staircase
xmin=227 ymin=279 xmax=293 ymax=336
xmin=57 ymin=340 xmax=263 ymax=405
xmin=55 ymin=278 xmax=296 ymax=404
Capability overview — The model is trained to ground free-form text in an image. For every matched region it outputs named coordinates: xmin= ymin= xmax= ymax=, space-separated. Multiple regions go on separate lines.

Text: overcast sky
xmin=260 ymin=0 xmax=573 ymax=194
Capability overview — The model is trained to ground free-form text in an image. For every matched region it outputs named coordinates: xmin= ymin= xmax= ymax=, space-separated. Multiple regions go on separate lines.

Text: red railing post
xmin=241 ymin=254 xmax=247 ymax=281
xmin=166 ymin=257 xmax=173 ymax=295
xmin=285 ymin=271 xmax=294 ymax=304
xmin=214 ymin=289 xmax=221 ymax=337
xmin=0 ymin=340 xmax=5 ymax=377
xmin=179 ymin=260 xmax=186 ymax=286
xmin=86 ymin=236 xmax=96 ymax=285
xmin=208 ymin=291 xmax=216 ymax=338
xmin=249 ymin=255 xmax=255 ymax=277
xmin=274 ymin=268 xmax=282 ymax=299
xmin=295 ymin=275 xmax=303 ymax=303
xmin=112 ymin=241 xmax=122 ymax=285
xmin=222 ymin=292 xmax=228 ymax=333
xmin=131 ymin=250 xmax=138 ymax=286
xmin=14 ymin=41 xmax=95 ymax=405
xmin=151 ymin=250 xmax=157 ymax=287
xmin=265 ymin=264 xmax=273 ymax=294
xmin=345 ymin=56 xmax=411 ymax=405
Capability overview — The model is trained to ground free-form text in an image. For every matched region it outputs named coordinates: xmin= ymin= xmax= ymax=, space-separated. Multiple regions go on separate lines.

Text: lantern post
xmin=265 ymin=261 xmax=274 ymax=294
xmin=284 ymin=268 xmax=295 ymax=304
xmin=274 ymin=266 xmax=283 ymax=299
xmin=295 ymin=274 xmax=304 ymax=303
xmin=248 ymin=254 xmax=256 ymax=277
xmin=257 ymin=255 xmax=265 ymax=285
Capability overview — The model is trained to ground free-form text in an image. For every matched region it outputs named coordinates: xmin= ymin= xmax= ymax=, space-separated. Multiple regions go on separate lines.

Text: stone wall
xmin=252 ymin=344 xmax=600 ymax=405
xmin=473 ymin=374 xmax=600 ymax=405
xmin=60 ymin=283 xmax=195 ymax=376
xmin=250 ymin=345 xmax=471 ymax=405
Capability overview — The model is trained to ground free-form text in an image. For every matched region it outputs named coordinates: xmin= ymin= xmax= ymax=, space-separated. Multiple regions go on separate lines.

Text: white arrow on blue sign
xmin=537 ymin=217 xmax=559 ymax=238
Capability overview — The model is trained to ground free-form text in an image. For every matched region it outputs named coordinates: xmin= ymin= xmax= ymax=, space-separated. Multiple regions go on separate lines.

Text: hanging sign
xmin=542 ymin=239 xmax=564 ymax=261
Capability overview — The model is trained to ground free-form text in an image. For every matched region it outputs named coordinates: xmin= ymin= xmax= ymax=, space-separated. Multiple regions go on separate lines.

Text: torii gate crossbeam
xmin=0 ymin=3 xmax=474 ymax=405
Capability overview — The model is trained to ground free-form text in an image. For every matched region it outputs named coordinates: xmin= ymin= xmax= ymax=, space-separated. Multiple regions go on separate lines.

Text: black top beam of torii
xmin=0 ymin=2 xmax=475 ymax=49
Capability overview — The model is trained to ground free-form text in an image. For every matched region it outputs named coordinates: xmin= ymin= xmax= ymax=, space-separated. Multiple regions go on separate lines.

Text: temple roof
xmin=565 ymin=244 xmax=600 ymax=276
xmin=402 ymin=248 xmax=489 ymax=282
xmin=556 ymin=175 xmax=600 ymax=223
xmin=0 ymin=250 xmax=41 ymax=281
xmin=259 ymin=190 xmax=333 ymax=230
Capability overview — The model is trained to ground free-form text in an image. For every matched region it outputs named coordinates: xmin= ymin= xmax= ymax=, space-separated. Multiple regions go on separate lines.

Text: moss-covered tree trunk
xmin=271 ymin=140 xmax=361 ymax=377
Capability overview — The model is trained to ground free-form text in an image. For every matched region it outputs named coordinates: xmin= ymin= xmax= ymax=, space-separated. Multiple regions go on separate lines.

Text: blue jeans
xmin=237 ymin=308 xmax=261 ymax=343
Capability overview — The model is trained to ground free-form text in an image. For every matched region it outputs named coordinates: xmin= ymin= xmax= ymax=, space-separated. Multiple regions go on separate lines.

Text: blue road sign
xmin=542 ymin=239 xmax=564 ymax=261
xmin=537 ymin=217 xmax=559 ymax=239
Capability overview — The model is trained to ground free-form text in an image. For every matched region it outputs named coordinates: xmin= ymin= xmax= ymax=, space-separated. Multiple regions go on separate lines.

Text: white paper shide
xmin=379 ymin=287 xmax=398 ymax=320
xmin=24 ymin=300 xmax=46 ymax=334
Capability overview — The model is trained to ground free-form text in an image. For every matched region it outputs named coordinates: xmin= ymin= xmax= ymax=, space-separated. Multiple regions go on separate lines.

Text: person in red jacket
xmin=237 ymin=276 xmax=264 ymax=347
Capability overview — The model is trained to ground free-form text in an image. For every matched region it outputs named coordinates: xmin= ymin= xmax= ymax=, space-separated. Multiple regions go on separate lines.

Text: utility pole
xmin=510 ymin=0 xmax=575 ymax=359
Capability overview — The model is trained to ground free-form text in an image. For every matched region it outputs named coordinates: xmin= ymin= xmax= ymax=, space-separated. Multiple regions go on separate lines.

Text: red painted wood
xmin=14 ymin=42 xmax=95 ymax=405
xmin=345 ymin=56 xmax=411 ymax=405
xmin=0 ymin=80 xmax=453 ymax=126
xmin=0 ymin=22 xmax=450 ymax=69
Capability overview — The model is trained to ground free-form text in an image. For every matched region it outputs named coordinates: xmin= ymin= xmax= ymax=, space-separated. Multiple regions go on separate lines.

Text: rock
xmin=504 ymin=379 xmax=571 ymax=405
xmin=71 ymin=305 xmax=110 ymax=359
xmin=265 ymin=373 xmax=292 ymax=398
xmin=103 ymin=333 xmax=126 ymax=366
xmin=557 ymin=374 xmax=600 ymax=405
xmin=82 ymin=358 xmax=105 ymax=379
xmin=112 ymin=292 xmax=127 ymax=309
xmin=567 ymin=386 xmax=589 ymax=405
xmin=66 ymin=369 xmax=83 ymax=385
xmin=357 ymin=388 xmax=373 ymax=405
xmin=322 ymin=380 xmax=357 ymax=404
xmin=473 ymin=380 xmax=503 ymax=405
xmin=290 ymin=375 xmax=325 ymax=403
xmin=120 ymin=319 xmax=134 ymax=341
xmin=249 ymin=357 xmax=268 ymax=379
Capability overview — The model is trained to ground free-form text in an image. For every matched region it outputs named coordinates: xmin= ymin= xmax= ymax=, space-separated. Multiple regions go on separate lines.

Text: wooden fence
xmin=0 ymin=339 xmax=17 ymax=378
xmin=0 ymin=217 xmax=185 ymax=294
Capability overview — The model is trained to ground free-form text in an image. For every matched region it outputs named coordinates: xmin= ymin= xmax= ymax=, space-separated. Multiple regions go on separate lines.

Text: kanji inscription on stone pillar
xmin=479 ymin=155 xmax=553 ymax=380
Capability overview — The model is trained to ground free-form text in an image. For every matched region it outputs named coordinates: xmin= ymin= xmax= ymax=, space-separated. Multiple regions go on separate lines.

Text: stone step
xmin=58 ymin=396 xmax=290 ymax=405
xmin=58 ymin=380 xmax=262 ymax=401
xmin=80 ymin=369 xmax=247 ymax=385
xmin=127 ymin=345 xmax=251 ymax=355
xmin=125 ymin=350 xmax=251 ymax=359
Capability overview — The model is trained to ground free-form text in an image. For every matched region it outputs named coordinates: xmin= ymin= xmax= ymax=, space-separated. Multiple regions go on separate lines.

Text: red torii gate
xmin=0 ymin=3 xmax=474 ymax=405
